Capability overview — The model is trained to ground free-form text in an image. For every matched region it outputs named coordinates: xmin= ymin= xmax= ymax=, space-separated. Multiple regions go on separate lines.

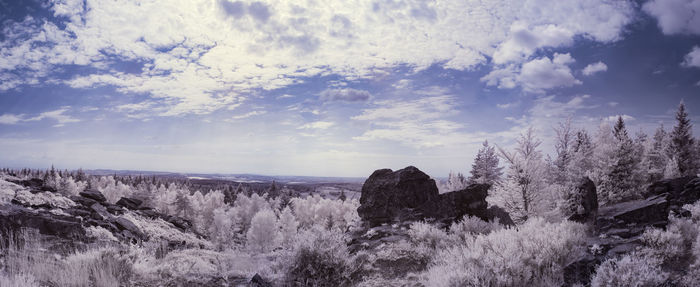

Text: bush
xmin=408 ymin=221 xmax=449 ymax=249
xmin=449 ymin=216 xmax=501 ymax=242
xmin=639 ymin=226 xmax=686 ymax=264
xmin=423 ymin=218 xmax=586 ymax=287
xmin=284 ymin=227 xmax=354 ymax=286
xmin=590 ymin=253 xmax=668 ymax=287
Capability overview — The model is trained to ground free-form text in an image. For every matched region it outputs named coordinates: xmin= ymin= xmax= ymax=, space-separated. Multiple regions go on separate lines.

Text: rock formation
xmin=358 ymin=166 xmax=492 ymax=227
xmin=566 ymin=177 xmax=598 ymax=223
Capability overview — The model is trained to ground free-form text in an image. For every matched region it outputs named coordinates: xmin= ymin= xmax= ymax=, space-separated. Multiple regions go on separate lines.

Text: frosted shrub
xmin=234 ymin=193 xmax=272 ymax=232
xmin=209 ymin=206 xmax=238 ymax=249
xmin=423 ymin=218 xmax=586 ymax=287
xmin=408 ymin=221 xmax=449 ymax=249
xmin=450 ymin=216 xmax=501 ymax=242
xmin=639 ymin=226 xmax=686 ymax=263
xmin=247 ymin=209 xmax=280 ymax=252
xmin=590 ymin=253 xmax=668 ymax=287
xmin=285 ymin=226 xmax=354 ymax=286
xmin=291 ymin=195 xmax=360 ymax=231
xmin=0 ymin=272 xmax=39 ymax=287
xmin=94 ymin=176 xmax=134 ymax=203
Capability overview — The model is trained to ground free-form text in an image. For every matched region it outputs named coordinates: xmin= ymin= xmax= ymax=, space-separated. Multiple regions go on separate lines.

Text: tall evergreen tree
xmin=646 ymin=124 xmax=669 ymax=182
xmin=569 ymin=129 xmax=595 ymax=179
xmin=606 ymin=116 xmax=640 ymax=202
xmin=468 ymin=140 xmax=502 ymax=185
xmin=669 ymin=101 xmax=697 ymax=177
xmin=552 ymin=118 xmax=574 ymax=185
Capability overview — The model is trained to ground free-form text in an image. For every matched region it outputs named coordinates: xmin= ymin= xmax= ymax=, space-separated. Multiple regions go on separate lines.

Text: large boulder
xmin=0 ymin=204 xmax=85 ymax=240
xmin=116 ymin=197 xmax=142 ymax=210
xmin=80 ymin=189 xmax=107 ymax=203
xmin=358 ymin=166 xmax=491 ymax=226
xmin=596 ymin=194 xmax=670 ymax=238
xmin=486 ymin=205 xmax=515 ymax=226
xmin=566 ymin=177 xmax=598 ymax=223
xmin=8 ymin=178 xmax=57 ymax=193
xmin=358 ymin=166 xmax=440 ymax=225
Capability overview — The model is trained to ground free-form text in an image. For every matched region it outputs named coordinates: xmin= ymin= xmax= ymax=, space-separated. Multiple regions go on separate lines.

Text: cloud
xmin=352 ymin=95 xmax=464 ymax=148
xmin=497 ymin=101 xmax=520 ymax=109
xmin=605 ymin=114 xmax=636 ymax=122
xmin=298 ymin=121 xmax=335 ymax=130
xmin=276 ymin=94 xmax=295 ymax=99
xmin=0 ymin=108 xmax=80 ymax=127
xmin=682 ymin=46 xmax=700 ymax=68
xmin=482 ymin=53 xmax=581 ymax=93
xmin=643 ymin=0 xmax=700 ymax=35
xmin=582 ymin=61 xmax=608 ymax=76
xmin=0 ymin=114 xmax=23 ymax=125
xmin=232 ymin=110 xmax=267 ymax=120
xmin=27 ymin=107 xmax=81 ymax=127
xmin=319 ymin=88 xmax=371 ymax=102
xmin=492 ymin=22 xmax=574 ymax=64
xmin=0 ymin=0 xmax=635 ymax=116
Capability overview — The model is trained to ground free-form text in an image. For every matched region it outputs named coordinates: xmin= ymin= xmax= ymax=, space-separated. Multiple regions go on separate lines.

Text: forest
xmin=1 ymin=101 xmax=700 ymax=286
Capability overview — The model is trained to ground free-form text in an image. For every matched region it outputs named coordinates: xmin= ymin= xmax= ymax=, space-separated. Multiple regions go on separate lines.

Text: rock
xmin=70 ymin=195 xmax=98 ymax=207
xmin=358 ymin=166 xmax=440 ymax=225
xmin=250 ymin=273 xmax=272 ymax=287
xmin=567 ymin=177 xmax=598 ymax=223
xmin=357 ymin=166 xmax=491 ymax=226
xmin=0 ymin=205 xmax=85 ymax=240
xmin=563 ymin=255 xmax=600 ymax=287
xmin=113 ymin=217 xmax=144 ymax=239
xmin=116 ymin=197 xmax=142 ymax=210
xmin=8 ymin=178 xmax=56 ymax=193
xmin=644 ymin=176 xmax=695 ymax=199
xmin=90 ymin=203 xmax=111 ymax=221
xmin=163 ymin=215 xmax=193 ymax=231
xmin=596 ymin=194 xmax=670 ymax=233
xmin=79 ymin=189 xmax=107 ymax=203
xmin=427 ymin=184 xmax=489 ymax=221
xmin=486 ymin=205 xmax=515 ymax=226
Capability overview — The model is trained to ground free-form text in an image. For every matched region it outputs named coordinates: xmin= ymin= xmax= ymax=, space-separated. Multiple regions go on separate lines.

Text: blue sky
xmin=1 ymin=0 xmax=700 ymax=177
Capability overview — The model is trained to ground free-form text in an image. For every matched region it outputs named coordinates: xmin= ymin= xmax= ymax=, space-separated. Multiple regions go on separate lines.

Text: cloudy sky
xmin=1 ymin=0 xmax=700 ymax=177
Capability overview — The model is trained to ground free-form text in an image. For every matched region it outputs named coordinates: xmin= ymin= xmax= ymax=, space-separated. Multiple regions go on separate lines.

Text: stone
xmin=427 ymin=184 xmax=489 ymax=221
xmin=113 ymin=217 xmax=144 ymax=239
xmin=116 ymin=197 xmax=142 ymax=210
xmin=250 ymin=273 xmax=272 ymax=287
xmin=90 ymin=203 xmax=111 ymax=221
xmin=163 ymin=215 xmax=193 ymax=231
xmin=596 ymin=194 xmax=670 ymax=233
xmin=567 ymin=177 xmax=598 ymax=223
xmin=9 ymin=178 xmax=56 ymax=193
xmin=358 ymin=166 xmax=440 ymax=225
xmin=0 ymin=205 xmax=85 ymax=240
xmin=486 ymin=205 xmax=515 ymax=226
xmin=79 ymin=189 xmax=107 ymax=203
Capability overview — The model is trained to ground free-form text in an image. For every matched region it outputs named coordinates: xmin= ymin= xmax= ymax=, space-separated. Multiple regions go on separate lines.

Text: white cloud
xmin=605 ymin=114 xmax=636 ymax=122
xmin=582 ymin=61 xmax=608 ymax=76
xmin=0 ymin=0 xmax=635 ymax=116
xmin=319 ymin=88 xmax=371 ymax=102
xmin=232 ymin=110 xmax=267 ymax=120
xmin=682 ymin=46 xmax=700 ymax=68
xmin=0 ymin=108 xmax=80 ymax=127
xmin=27 ymin=107 xmax=81 ymax=127
xmin=298 ymin=121 xmax=335 ymax=130
xmin=352 ymin=95 xmax=464 ymax=148
xmin=0 ymin=114 xmax=23 ymax=125
xmin=492 ymin=22 xmax=574 ymax=64
xmin=608 ymin=101 xmax=619 ymax=107
xmin=497 ymin=101 xmax=520 ymax=109
xmin=276 ymin=94 xmax=295 ymax=99
xmin=643 ymin=0 xmax=700 ymax=35
xmin=482 ymin=53 xmax=581 ymax=93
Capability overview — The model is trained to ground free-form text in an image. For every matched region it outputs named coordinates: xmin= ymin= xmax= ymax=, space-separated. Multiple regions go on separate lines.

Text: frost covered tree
xmin=246 ymin=209 xmax=280 ymax=252
xmin=278 ymin=206 xmax=299 ymax=248
xmin=569 ymin=129 xmax=595 ymax=180
xmin=468 ymin=140 xmax=502 ymax=185
xmin=551 ymin=118 xmax=574 ymax=185
xmin=445 ymin=171 xmax=468 ymax=192
xmin=600 ymin=116 xmax=641 ymax=203
xmin=669 ymin=101 xmax=697 ymax=177
xmin=493 ymin=128 xmax=547 ymax=223
xmin=646 ymin=124 xmax=670 ymax=182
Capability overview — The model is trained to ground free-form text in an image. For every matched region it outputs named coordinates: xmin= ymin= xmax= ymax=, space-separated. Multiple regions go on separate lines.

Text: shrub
xmin=423 ymin=218 xmax=587 ymax=287
xmin=449 ymin=216 xmax=501 ymax=242
xmin=408 ymin=221 xmax=449 ymax=249
xmin=284 ymin=227 xmax=354 ymax=286
xmin=639 ymin=226 xmax=686 ymax=264
xmin=590 ymin=253 xmax=668 ymax=287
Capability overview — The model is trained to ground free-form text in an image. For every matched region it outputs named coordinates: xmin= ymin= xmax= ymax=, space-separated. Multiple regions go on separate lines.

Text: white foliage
xmin=246 ymin=208 xmax=280 ymax=253
xmin=590 ymin=253 xmax=668 ymax=287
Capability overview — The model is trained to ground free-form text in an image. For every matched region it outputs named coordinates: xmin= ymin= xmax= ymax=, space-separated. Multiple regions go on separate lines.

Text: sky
xmin=0 ymin=0 xmax=699 ymax=177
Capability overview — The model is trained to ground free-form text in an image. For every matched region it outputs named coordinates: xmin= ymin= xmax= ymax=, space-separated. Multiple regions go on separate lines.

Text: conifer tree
xmin=669 ymin=101 xmax=696 ymax=177
xmin=468 ymin=140 xmax=502 ymax=185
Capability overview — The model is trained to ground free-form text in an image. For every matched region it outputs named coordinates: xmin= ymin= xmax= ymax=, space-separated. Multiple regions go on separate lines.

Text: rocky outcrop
xmin=357 ymin=166 xmax=491 ymax=226
xmin=0 ymin=204 xmax=85 ymax=239
xmin=8 ymin=178 xmax=57 ymax=193
xmin=486 ymin=205 xmax=515 ymax=226
xmin=566 ymin=177 xmax=598 ymax=223
xmin=358 ymin=167 xmax=440 ymax=225
xmin=79 ymin=189 xmax=107 ymax=202
xmin=116 ymin=197 xmax=143 ymax=210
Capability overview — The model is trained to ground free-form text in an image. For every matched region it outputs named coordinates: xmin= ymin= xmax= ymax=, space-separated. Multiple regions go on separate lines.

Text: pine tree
xmin=669 ymin=101 xmax=697 ymax=177
xmin=552 ymin=118 xmax=574 ymax=185
xmin=446 ymin=171 xmax=468 ymax=191
xmin=569 ymin=129 xmax=595 ymax=179
xmin=606 ymin=116 xmax=640 ymax=202
xmin=468 ymin=140 xmax=503 ymax=185
xmin=646 ymin=124 xmax=669 ymax=182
